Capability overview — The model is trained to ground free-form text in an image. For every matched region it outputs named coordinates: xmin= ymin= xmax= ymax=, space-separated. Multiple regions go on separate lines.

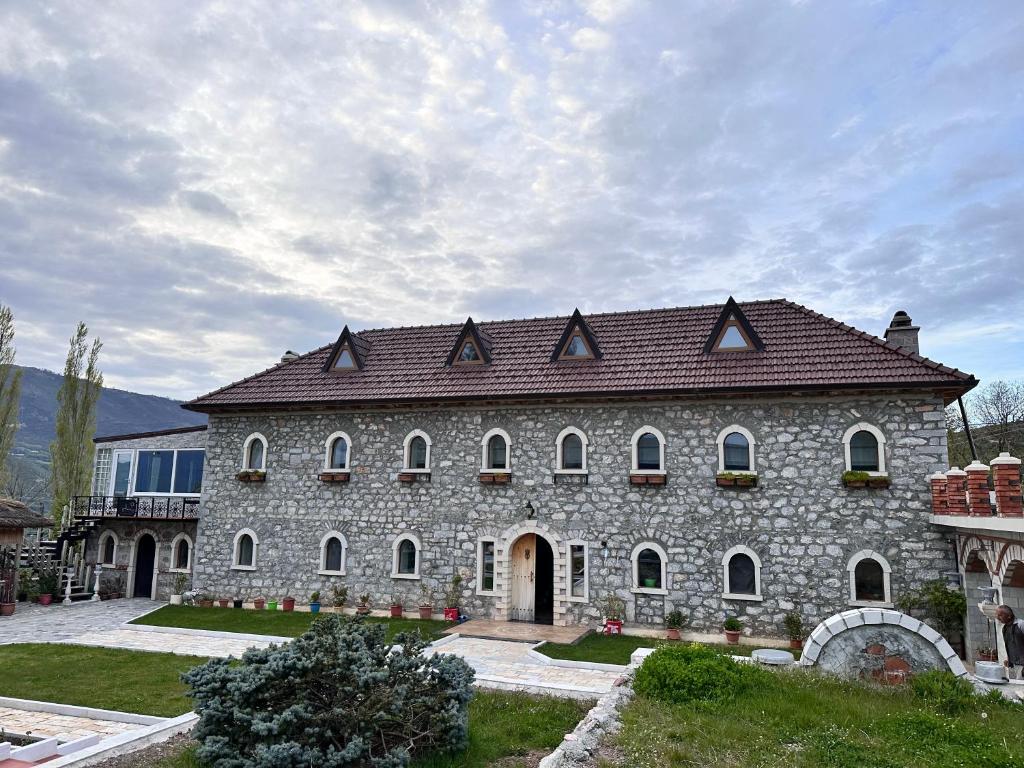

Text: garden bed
xmin=537 ymin=634 xmax=760 ymax=665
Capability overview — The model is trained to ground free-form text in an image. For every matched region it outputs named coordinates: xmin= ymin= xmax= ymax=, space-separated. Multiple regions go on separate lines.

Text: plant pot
xmin=283 ymin=597 xmax=296 ymax=612
xmin=398 ymin=472 xmax=416 ymax=483
xmin=253 ymin=599 xmax=265 ymax=610
xmin=666 ymin=628 xmax=681 ymax=641
xmin=267 ymin=600 xmax=278 ymax=611
xmin=218 ymin=599 xmax=229 ymax=608
xmin=716 ymin=477 xmax=736 ymax=487
xmin=603 ymin=619 xmax=623 ymax=635
xmin=418 ymin=605 xmax=433 ymax=620
xmin=233 ymin=599 xmax=244 ymax=609
xmin=310 ymin=602 xmax=321 ymax=614
xmin=643 ymin=578 xmax=656 ymax=588
xmin=724 ymin=629 xmax=741 ymax=645
xmin=0 ymin=602 xmax=15 ymax=617
xmin=789 ymin=638 xmax=803 ymax=650
xmin=443 ymin=607 xmax=459 ymax=622
xmin=390 ymin=604 xmax=403 ymax=618
xmin=356 ymin=605 xmax=371 ymax=615
xmin=38 ymin=594 xmax=53 ymax=606
xmin=319 ymin=472 xmax=350 ymax=483
xmin=169 ymin=594 xmax=183 ymax=606
xmin=977 ymin=652 xmax=998 ymax=662
xmin=199 ymin=599 xmax=214 ymax=609
xmin=844 ymin=480 xmax=868 ymax=488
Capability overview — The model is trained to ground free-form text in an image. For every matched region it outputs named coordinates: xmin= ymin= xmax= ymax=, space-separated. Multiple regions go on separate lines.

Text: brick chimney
xmin=884 ymin=310 xmax=920 ymax=354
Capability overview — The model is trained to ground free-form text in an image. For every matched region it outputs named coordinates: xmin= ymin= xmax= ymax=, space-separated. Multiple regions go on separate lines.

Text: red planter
xmin=38 ymin=594 xmax=53 ymax=606
xmin=444 ymin=607 xmax=459 ymax=622
xmin=666 ymin=628 xmax=681 ymax=641
xmin=0 ymin=603 xmax=15 ymax=617
xmin=319 ymin=472 xmax=350 ymax=483
xmin=199 ymin=599 xmax=214 ymax=608
xmin=418 ymin=605 xmax=433 ymax=620
xmin=253 ymin=599 xmax=266 ymax=610
xmin=218 ymin=599 xmax=229 ymax=608
xmin=282 ymin=597 xmax=296 ymax=612
xmin=724 ymin=630 xmax=741 ymax=645
xmin=390 ymin=604 xmax=403 ymax=618
xmin=789 ymin=638 xmax=803 ymax=650
xmin=603 ymin=619 xmax=623 ymax=635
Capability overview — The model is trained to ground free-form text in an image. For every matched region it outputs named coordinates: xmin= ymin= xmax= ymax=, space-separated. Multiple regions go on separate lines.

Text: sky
xmin=0 ymin=0 xmax=1022 ymax=401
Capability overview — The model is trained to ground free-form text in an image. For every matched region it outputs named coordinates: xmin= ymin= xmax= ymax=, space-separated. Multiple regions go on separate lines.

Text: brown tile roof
xmin=0 ymin=498 xmax=51 ymax=530
xmin=184 ymin=299 xmax=976 ymax=412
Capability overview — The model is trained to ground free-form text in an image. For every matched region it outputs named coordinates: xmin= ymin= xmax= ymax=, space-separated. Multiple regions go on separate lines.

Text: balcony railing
xmin=73 ymin=495 xmax=200 ymax=521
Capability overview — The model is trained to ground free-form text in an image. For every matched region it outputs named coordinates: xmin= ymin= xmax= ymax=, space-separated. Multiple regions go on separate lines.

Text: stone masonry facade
xmin=191 ymin=393 xmax=953 ymax=637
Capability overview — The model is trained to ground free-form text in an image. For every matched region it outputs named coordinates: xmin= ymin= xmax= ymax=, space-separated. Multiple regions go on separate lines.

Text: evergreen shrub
xmin=633 ymin=643 xmax=773 ymax=705
xmin=184 ymin=614 xmax=475 ymax=767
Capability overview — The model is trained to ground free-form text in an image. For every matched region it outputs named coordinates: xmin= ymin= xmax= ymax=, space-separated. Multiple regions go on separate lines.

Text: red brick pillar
xmin=991 ymin=452 xmax=1022 ymax=518
xmin=965 ymin=461 xmax=991 ymax=516
xmin=945 ymin=467 xmax=968 ymax=517
xmin=929 ymin=472 xmax=948 ymax=515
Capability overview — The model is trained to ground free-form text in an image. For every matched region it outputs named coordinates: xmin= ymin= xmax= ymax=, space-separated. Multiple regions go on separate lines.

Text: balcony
xmin=73 ymin=495 xmax=200 ymax=521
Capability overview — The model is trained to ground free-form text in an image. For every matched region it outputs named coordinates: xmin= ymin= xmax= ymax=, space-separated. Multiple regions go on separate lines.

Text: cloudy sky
xmin=0 ymin=1 xmax=1021 ymax=401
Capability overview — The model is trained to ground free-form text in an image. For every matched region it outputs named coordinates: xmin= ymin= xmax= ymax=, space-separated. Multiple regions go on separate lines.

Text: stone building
xmin=173 ymin=298 xmax=976 ymax=636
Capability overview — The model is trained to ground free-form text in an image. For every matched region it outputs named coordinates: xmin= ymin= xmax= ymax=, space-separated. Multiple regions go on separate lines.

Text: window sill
xmin=168 ymin=568 xmax=192 ymax=574
xmin=566 ymin=595 xmax=589 ymax=603
xmin=230 ymin=565 xmax=256 ymax=572
xmin=317 ymin=569 xmax=347 ymax=577
xmin=390 ymin=572 xmax=421 ymax=580
xmin=553 ymin=468 xmax=588 ymax=475
xmin=400 ymin=468 xmax=431 ymax=474
xmin=630 ymin=470 xmax=667 ymax=476
xmin=722 ymin=592 xmax=763 ymax=602
xmin=476 ymin=589 xmax=498 ymax=597
xmin=631 ymin=586 xmax=668 ymax=596
xmin=849 ymin=599 xmax=893 ymax=608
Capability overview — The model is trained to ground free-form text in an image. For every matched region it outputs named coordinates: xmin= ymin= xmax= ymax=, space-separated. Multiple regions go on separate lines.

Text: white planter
xmin=169 ymin=594 xmax=183 ymax=605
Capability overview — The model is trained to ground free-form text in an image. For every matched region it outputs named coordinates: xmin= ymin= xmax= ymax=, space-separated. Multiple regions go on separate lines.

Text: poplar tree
xmin=50 ymin=322 xmax=103 ymax=527
xmin=0 ymin=304 xmax=22 ymax=490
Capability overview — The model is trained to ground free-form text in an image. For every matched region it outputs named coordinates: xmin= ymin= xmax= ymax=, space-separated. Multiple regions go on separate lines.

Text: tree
xmin=0 ymin=304 xmax=21 ymax=492
xmin=49 ymin=322 xmax=102 ymax=527
xmin=947 ymin=380 xmax=1024 ymax=465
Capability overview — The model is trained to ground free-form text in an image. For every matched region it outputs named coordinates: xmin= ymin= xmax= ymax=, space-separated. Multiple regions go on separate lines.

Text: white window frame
xmin=630 ymin=541 xmax=669 ymax=595
xmin=323 ymin=431 xmax=352 ymax=471
xmin=132 ymin=448 xmax=206 ymax=497
xmin=318 ymin=531 xmax=348 ymax=576
xmin=391 ymin=533 xmax=421 ymax=580
xmin=847 ymin=549 xmax=893 ymax=607
xmin=630 ymin=426 xmax=666 ymax=475
xmin=402 ymin=429 xmax=432 ymax=473
xmin=554 ymin=426 xmax=588 ymax=474
xmin=566 ymin=539 xmax=589 ymax=602
xmin=716 ymin=425 xmax=757 ymax=474
xmin=842 ymin=422 xmax=887 ymax=475
xmin=476 ymin=537 xmax=497 ymax=596
xmin=722 ymin=544 xmax=763 ymax=601
xmin=480 ymin=428 xmax=512 ymax=473
xmin=231 ymin=528 xmax=259 ymax=571
xmin=97 ymin=530 xmax=119 ymax=566
xmin=241 ymin=433 xmax=268 ymax=471
xmin=169 ymin=533 xmax=194 ymax=573
xmin=108 ymin=450 xmax=135 ymax=496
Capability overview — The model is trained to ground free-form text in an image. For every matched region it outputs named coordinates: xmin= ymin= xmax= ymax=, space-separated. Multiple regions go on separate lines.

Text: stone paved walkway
xmin=0 ymin=705 xmax=147 ymax=742
xmin=0 ymin=599 xmax=162 ymax=645
xmin=60 ymin=626 xmax=280 ymax=657
xmin=444 ymin=619 xmax=589 ymax=644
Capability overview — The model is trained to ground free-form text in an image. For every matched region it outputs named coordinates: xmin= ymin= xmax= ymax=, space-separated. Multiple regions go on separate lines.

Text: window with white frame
xmin=403 ymin=430 xmax=431 ymax=472
xmin=170 ymin=534 xmax=192 ymax=572
xmin=722 ymin=545 xmax=762 ymax=600
xmin=567 ymin=541 xmax=588 ymax=601
xmin=319 ymin=532 xmax=347 ymax=575
xmin=477 ymin=538 xmax=496 ymax=594
xmin=392 ymin=534 xmax=421 ymax=579
xmin=631 ymin=541 xmax=668 ymax=593
xmin=555 ymin=427 xmax=588 ymax=473
xmin=132 ymin=449 xmax=205 ymax=495
xmin=241 ymin=433 xmax=268 ymax=471
xmin=630 ymin=426 xmax=666 ymax=474
xmin=716 ymin=426 xmax=756 ymax=473
xmin=842 ymin=423 xmax=886 ymax=473
xmin=93 ymin=448 xmax=112 ymax=495
xmin=847 ymin=550 xmax=892 ymax=605
xmin=232 ymin=529 xmax=258 ymax=570
xmin=481 ymin=428 xmax=511 ymax=472
xmin=98 ymin=531 xmax=117 ymax=566
xmin=324 ymin=431 xmax=352 ymax=471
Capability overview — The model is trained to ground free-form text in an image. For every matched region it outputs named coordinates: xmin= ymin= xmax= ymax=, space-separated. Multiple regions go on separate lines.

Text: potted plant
xmin=724 ymin=616 xmax=743 ymax=645
xmin=282 ymin=595 xmax=296 ymax=612
xmin=716 ymin=472 xmax=758 ymax=488
xmin=0 ymin=574 xmax=15 ymax=617
xmin=665 ymin=609 xmax=686 ymax=641
xmin=36 ymin=569 xmax=58 ymax=606
xmin=418 ymin=584 xmax=433 ymax=620
xmin=389 ymin=592 xmax=403 ymax=618
xmin=218 ymin=597 xmax=230 ymax=608
xmin=198 ymin=593 xmax=214 ymax=609
xmin=784 ymin=612 xmax=804 ymax=650
xmin=842 ymin=470 xmax=870 ymax=488
xmin=977 ymin=646 xmax=998 ymax=662
xmin=253 ymin=596 xmax=266 ymax=610
xmin=309 ymin=590 xmax=321 ymax=614
xmin=330 ymin=584 xmax=348 ymax=613
xmin=267 ymin=599 xmax=278 ymax=611
xmin=601 ymin=594 xmax=625 ymax=634
xmin=443 ymin=573 xmax=463 ymax=622
xmin=356 ymin=593 xmax=371 ymax=615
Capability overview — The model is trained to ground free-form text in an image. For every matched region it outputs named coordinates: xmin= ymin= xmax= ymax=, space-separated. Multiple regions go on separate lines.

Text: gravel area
xmin=92 ymin=733 xmax=195 ymax=768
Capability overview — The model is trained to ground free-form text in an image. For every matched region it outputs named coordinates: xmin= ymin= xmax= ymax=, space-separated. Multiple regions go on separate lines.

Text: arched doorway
xmin=133 ymin=534 xmax=156 ymax=599
xmin=509 ymin=533 xmax=554 ymax=625
xmin=963 ymin=551 xmax=994 ymax=662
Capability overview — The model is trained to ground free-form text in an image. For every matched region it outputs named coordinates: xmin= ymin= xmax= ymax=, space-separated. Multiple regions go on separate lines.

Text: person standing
xmin=996 ymin=604 xmax=1024 ymax=679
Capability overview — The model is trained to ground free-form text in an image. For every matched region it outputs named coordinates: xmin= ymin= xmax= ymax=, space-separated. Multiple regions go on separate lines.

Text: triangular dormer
xmin=551 ymin=308 xmax=602 ymax=362
xmin=703 ymin=297 xmax=764 ymax=353
xmin=322 ymin=326 xmax=370 ymax=372
xmin=446 ymin=318 xmax=492 ymax=366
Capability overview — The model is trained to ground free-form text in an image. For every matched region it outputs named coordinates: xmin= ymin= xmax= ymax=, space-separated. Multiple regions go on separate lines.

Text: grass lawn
xmin=0 ymin=644 xmax=203 ymax=718
xmin=132 ymin=605 xmax=449 ymax=641
xmin=607 ymin=668 xmax=1024 ymax=767
xmin=538 ymin=633 xmax=759 ymax=665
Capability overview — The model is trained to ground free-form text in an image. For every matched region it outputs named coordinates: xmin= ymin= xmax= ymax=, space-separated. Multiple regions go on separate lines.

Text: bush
xmin=723 ymin=616 xmax=743 ymax=632
xmin=910 ymin=670 xmax=978 ymax=715
xmin=634 ymin=643 xmax=773 ymax=705
xmin=184 ymin=614 xmax=475 ymax=767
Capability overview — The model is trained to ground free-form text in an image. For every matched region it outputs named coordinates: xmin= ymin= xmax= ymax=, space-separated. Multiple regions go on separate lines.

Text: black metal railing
xmin=73 ymin=495 xmax=200 ymax=520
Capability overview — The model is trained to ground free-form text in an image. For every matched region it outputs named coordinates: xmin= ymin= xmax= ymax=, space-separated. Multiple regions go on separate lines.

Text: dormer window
xmin=704 ymin=297 xmax=764 ymax=354
xmin=551 ymin=309 xmax=602 ymax=362
xmin=446 ymin=318 xmax=493 ymax=367
xmin=561 ymin=333 xmax=592 ymax=359
xmin=717 ymin=324 xmax=749 ymax=350
xmin=322 ymin=325 xmax=368 ymax=372
xmin=458 ymin=341 xmax=482 ymax=364
xmin=334 ymin=345 xmax=356 ymax=369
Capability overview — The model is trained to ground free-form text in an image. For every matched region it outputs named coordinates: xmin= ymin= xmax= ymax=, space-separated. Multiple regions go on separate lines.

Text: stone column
xmin=991 ymin=452 xmax=1022 ymax=518
xmin=945 ymin=467 xmax=968 ymax=517
xmin=965 ymin=461 xmax=991 ymax=517
xmin=929 ymin=472 xmax=948 ymax=514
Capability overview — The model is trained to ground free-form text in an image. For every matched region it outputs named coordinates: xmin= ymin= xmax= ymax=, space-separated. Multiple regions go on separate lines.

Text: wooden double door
xmin=509 ymin=533 xmax=554 ymax=624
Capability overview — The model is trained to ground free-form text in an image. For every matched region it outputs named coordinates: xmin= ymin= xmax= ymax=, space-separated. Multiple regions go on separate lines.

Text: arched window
xmin=716 ymin=426 xmax=756 ymax=473
xmin=232 ymin=529 xmax=259 ymax=570
xmin=631 ymin=542 xmax=668 ymax=593
xmin=722 ymin=545 xmax=762 ymax=600
xmin=391 ymin=534 xmax=421 ymax=579
xmin=630 ymin=426 xmax=666 ymax=473
xmin=170 ymin=534 xmax=192 ymax=572
xmin=98 ymin=532 xmax=117 ymax=566
xmin=324 ymin=431 xmax=352 ymax=471
xmin=403 ymin=430 xmax=432 ymax=472
xmin=481 ymin=428 xmax=512 ymax=473
xmin=842 ymin=423 xmax=886 ymax=473
xmin=555 ymin=427 xmax=588 ymax=473
xmin=319 ymin=532 xmax=348 ymax=575
xmin=241 ymin=433 xmax=268 ymax=471
xmin=847 ymin=550 xmax=892 ymax=605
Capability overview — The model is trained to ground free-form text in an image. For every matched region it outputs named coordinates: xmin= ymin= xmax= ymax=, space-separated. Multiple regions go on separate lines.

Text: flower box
xmin=716 ymin=473 xmax=758 ymax=488
xmin=630 ymin=474 xmax=666 ymax=486
xmin=843 ymin=471 xmax=890 ymax=488
xmin=319 ymin=472 xmax=351 ymax=483
xmin=236 ymin=470 xmax=266 ymax=483
xmin=480 ymin=473 xmax=510 ymax=484
xmin=397 ymin=472 xmax=417 ymax=483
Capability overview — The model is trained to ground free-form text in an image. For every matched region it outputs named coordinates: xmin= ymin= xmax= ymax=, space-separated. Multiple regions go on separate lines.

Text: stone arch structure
xmin=496 ymin=521 xmax=566 ymax=626
xmin=961 ymin=544 xmax=997 ymax=663
xmin=800 ymin=607 xmax=968 ymax=682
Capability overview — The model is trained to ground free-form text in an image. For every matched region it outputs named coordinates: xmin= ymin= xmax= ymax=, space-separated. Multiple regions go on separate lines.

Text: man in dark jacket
xmin=996 ymin=604 xmax=1024 ymax=678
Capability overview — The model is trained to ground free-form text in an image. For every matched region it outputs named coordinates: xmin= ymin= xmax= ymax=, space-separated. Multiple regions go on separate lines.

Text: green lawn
xmin=0 ymin=644 xmax=203 ymax=717
xmin=132 ymin=605 xmax=449 ymax=641
xmin=606 ymin=668 xmax=1024 ymax=767
xmin=538 ymin=633 xmax=760 ymax=665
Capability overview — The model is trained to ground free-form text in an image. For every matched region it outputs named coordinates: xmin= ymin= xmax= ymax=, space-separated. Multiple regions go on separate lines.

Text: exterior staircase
xmin=20 ymin=508 xmax=100 ymax=602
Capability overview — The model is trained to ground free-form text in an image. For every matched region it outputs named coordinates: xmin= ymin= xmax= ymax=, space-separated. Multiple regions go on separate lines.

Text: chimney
xmin=884 ymin=310 xmax=920 ymax=354
xmin=280 ymin=350 xmax=299 ymax=363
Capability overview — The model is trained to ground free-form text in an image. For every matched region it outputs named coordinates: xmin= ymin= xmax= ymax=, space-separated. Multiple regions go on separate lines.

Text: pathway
xmin=0 ymin=599 xmax=162 ymax=646
xmin=445 ymin=618 xmax=589 ymax=644
xmin=0 ymin=704 xmax=150 ymax=742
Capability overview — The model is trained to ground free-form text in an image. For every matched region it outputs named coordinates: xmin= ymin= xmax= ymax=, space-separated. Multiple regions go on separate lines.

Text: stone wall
xmin=191 ymin=394 xmax=953 ymax=635
xmin=84 ymin=519 xmax=197 ymax=599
